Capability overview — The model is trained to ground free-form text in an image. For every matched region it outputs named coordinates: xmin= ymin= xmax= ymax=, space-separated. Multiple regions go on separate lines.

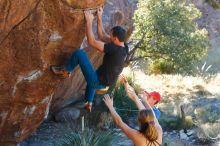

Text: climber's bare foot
xmin=50 ymin=65 xmax=70 ymax=78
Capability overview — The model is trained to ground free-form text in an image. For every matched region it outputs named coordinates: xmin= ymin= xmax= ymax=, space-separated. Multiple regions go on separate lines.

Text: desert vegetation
xmin=19 ymin=0 xmax=220 ymax=146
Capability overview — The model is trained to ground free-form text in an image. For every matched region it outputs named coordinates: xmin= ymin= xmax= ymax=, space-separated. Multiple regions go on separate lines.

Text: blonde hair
xmin=138 ymin=109 xmax=158 ymax=142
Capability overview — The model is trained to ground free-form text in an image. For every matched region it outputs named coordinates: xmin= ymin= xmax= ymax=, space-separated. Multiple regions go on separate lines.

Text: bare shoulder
xmin=133 ymin=131 xmax=152 ymax=146
xmin=156 ymin=124 xmax=163 ymax=132
xmin=156 ymin=124 xmax=163 ymax=144
xmin=133 ymin=127 xmax=163 ymax=146
xmin=129 ymin=128 xmax=144 ymax=142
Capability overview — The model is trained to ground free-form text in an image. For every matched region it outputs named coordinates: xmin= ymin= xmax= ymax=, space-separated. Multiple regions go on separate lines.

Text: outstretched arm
xmin=141 ymin=93 xmax=161 ymax=128
xmin=139 ymin=95 xmax=151 ymax=110
xmin=126 ymin=84 xmax=146 ymax=110
xmin=97 ymin=7 xmax=111 ymax=43
xmin=120 ymin=74 xmax=160 ymax=125
xmin=84 ymin=11 xmax=105 ymax=53
xmin=119 ymin=75 xmax=145 ymax=110
xmin=103 ymin=94 xmax=139 ymax=141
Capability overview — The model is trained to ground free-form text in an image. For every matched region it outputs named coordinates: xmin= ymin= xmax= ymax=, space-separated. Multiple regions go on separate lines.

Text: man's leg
xmin=66 ymin=49 xmax=98 ymax=87
xmin=52 ymin=49 xmax=97 ymax=83
xmin=66 ymin=49 xmax=86 ymax=73
xmin=85 ymin=85 xmax=96 ymax=103
xmin=53 ymin=49 xmax=101 ymax=111
xmin=67 ymin=49 xmax=103 ymax=111
xmin=84 ymin=85 xmax=101 ymax=112
xmin=51 ymin=49 xmax=89 ymax=78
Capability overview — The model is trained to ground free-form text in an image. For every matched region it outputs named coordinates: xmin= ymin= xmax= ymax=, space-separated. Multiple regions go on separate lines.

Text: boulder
xmin=193 ymin=0 xmax=220 ymax=71
xmin=0 ymin=0 xmax=136 ymax=145
xmin=179 ymin=129 xmax=189 ymax=140
xmin=54 ymin=107 xmax=80 ymax=123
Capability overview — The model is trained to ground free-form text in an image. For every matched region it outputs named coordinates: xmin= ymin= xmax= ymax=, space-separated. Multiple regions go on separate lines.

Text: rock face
xmin=192 ymin=0 xmax=220 ymax=71
xmin=0 ymin=0 xmax=136 ymax=145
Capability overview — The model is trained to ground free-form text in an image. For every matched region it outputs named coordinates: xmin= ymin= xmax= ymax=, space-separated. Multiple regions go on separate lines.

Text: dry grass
xmin=196 ymin=123 xmax=220 ymax=142
xmin=122 ymin=67 xmax=220 ymax=143
xmin=122 ymin=68 xmax=220 ymax=98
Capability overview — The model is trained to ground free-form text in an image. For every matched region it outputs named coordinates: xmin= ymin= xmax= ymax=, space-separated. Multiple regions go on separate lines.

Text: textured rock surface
xmin=192 ymin=0 xmax=220 ymax=71
xmin=0 ymin=0 xmax=136 ymax=145
xmin=54 ymin=107 xmax=80 ymax=123
xmin=1 ymin=0 xmax=219 ymax=145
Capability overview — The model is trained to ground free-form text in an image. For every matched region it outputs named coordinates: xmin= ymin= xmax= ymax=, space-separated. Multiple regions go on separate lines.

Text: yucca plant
xmin=196 ymin=62 xmax=212 ymax=75
xmin=55 ymin=128 xmax=116 ymax=146
xmin=195 ymin=62 xmax=214 ymax=81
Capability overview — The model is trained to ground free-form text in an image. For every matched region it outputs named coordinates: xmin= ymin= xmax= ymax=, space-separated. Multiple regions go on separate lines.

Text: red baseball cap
xmin=144 ymin=90 xmax=161 ymax=104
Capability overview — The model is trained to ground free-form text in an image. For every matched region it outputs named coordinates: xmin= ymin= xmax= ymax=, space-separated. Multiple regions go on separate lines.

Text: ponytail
xmin=138 ymin=110 xmax=158 ymax=142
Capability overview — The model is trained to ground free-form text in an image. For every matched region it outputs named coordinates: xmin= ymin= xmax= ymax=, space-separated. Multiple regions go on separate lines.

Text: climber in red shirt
xmin=51 ymin=8 xmax=128 ymax=112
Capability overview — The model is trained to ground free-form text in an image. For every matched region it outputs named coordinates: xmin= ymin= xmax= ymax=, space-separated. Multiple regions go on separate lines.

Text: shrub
xmin=196 ymin=123 xmax=220 ymax=143
xmin=131 ymin=0 xmax=210 ymax=74
xmin=149 ymin=59 xmax=176 ymax=74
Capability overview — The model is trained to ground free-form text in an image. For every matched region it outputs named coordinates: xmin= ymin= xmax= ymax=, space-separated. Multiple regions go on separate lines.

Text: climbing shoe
xmin=84 ymin=102 xmax=92 ymax=112
xmin=96 ymin=86 xmax=109 ymax=95
xmin=50 ymin=65 xmax=70 ymax=78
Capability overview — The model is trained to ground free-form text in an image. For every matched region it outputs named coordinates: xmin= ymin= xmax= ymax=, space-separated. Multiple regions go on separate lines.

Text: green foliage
xmin=149 ymin=59 xmax=176 ymax=74
xmin=132 ymin=0 xmax=210 ymax=74
xmin=112 ymin=75 xmax=140 ymax=121
xmin=55 ymin=128 xmax=116 ymax=146
xmin=166 ymin=118 xmax=182 ymax=130
xmin=159 ymin=116 xmax=194 ymax=130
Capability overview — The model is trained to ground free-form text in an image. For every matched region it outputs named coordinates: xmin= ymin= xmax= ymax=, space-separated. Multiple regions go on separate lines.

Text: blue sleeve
xmin=153 ymin=106 xmax=161 ymax=119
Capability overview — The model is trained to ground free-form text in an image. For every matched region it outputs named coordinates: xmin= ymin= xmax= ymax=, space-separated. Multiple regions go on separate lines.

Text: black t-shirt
xmin=97 ymin=43 xmax=129 ymax=86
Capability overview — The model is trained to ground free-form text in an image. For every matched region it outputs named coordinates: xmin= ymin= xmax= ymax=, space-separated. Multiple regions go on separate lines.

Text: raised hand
xmin=103 ymin=94 xmax=113 ymax=109
xmin=84 ymin=10 xmax=94 ymax=22
xmin=119 ymin=74 xmax=128 ymax=84
xmin=126 ymin=84 xmax=137 ymax=100
xmin=139 ymin=92 xmax=147 ymax=102
xmin=97 ymin=7 xmax=103 ymax=19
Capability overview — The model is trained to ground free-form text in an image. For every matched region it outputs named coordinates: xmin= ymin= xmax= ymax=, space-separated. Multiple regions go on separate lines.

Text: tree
xmin=127 ymin=0 xmax=210 ymax=73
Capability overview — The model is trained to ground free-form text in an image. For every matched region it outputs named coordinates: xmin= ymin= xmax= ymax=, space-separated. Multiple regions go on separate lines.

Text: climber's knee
xmin=73 ymin=48 xmax=84 ymax=55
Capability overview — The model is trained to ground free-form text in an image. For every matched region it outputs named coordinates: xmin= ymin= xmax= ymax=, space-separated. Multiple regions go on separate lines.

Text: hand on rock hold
xmin=84 ymin=10 xmax=95 ymax=22
xmin=97 ymin=7 xmax=103 ymax=19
